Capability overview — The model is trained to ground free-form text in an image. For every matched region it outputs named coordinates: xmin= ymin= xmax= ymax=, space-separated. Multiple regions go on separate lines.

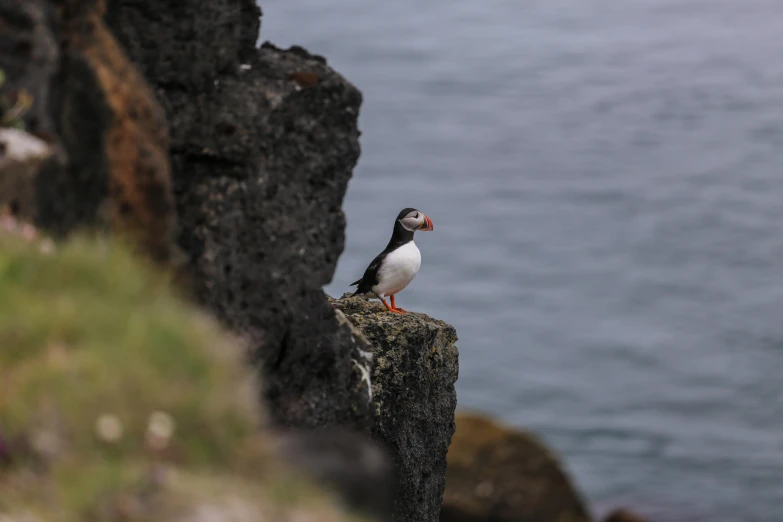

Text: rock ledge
xmin=332 ymin=294 xmax=459 ymax=522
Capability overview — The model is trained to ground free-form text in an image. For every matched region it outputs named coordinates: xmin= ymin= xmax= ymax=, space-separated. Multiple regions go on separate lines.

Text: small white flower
xmin=95 ymin=414 xmax=124 ymax=443
xmin=146 ymin=411 xmax=176 ymax=450
xmin=39 ymin=238 xmax=55 ymax=254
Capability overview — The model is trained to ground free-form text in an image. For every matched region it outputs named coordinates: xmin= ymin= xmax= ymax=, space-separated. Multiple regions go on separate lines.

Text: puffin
xmin=350 ymin=208 xmax=434 ymax=314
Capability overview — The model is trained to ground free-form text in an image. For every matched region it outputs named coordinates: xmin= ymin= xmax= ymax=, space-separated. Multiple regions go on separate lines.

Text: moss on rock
xmin=0 ymin=232 xmax=367 ymax=521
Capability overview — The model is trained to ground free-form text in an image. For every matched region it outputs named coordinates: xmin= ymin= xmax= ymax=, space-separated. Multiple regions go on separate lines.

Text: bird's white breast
xmin=373 ymin=241 xmax=421 ymax=298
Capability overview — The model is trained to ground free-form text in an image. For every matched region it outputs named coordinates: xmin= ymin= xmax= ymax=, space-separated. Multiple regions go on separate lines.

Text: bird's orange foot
xmin=389 ymin=296 xmax=407 ymax=314
xmin=380 ymin=298 xmax=399 ymax=314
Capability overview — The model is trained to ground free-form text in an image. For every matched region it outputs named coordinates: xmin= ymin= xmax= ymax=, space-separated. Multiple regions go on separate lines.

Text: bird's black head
xmin=396 ymin=208 xmax=434 ymax=232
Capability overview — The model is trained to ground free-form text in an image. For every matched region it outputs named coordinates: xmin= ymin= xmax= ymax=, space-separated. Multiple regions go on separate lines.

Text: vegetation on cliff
xmin=0 ymin=230 xmax=366 ymax=521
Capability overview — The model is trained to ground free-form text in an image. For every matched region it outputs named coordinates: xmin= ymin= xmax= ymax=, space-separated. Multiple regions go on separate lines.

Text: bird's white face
xmin=399 ymin=209 xmax=434 ymax=232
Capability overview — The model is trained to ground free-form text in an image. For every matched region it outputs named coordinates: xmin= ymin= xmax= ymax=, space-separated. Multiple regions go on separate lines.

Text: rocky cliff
xmin=332 ymin=296 xmax=460 ymax=522
xmin=1 ymin=0 xmax=456 ymax=520
xmin=104 ymin=0 xmax=374 ymax=431
xmin=0 ymin=1 xmax=647 ymax=521
xmin=1 ymin=0 xmax=372 ymax=428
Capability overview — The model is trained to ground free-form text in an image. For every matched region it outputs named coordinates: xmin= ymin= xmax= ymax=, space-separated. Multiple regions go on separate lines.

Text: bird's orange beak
xmin=419 ymin=214 xmax=434 ymax=231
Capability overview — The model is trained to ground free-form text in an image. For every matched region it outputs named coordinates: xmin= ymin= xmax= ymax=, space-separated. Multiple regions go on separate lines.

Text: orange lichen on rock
xmin=56 ymin=0 xmax=175 ymax=262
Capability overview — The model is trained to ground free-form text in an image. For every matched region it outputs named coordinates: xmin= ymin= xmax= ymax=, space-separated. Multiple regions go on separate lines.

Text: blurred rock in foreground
xmin=273 ymin=426 xmax=396 ymax=521
xmin=0 ymin=128 xmax=54 ymax=220
xmin=0 ymin=232 xmax=370 ymax=522
xmin=0 ymin=0 xmax=178 ymax=262
xmin=440 ymin=412 xmax=592 ymax=522
xmin=331 ymin=295 xmax=459 ymax=522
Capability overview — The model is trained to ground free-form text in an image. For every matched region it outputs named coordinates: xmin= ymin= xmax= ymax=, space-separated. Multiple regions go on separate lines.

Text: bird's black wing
xmin=351 ymin=253 xmax=385 ymax=295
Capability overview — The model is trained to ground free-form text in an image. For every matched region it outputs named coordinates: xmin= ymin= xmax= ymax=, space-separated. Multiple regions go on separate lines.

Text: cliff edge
xmin=332 ymin=295 xmax=460 ymax=522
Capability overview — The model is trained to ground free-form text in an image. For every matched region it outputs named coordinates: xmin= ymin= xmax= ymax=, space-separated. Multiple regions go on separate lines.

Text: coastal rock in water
xmin=441 ymin=412 xmax=592 ymax=522
xmin=602 ymin=508 xmax=649 ymax=522
xmin=331 ymin=295 xmax=460 ymax=522
xmin=105 ymin=0 xmax=374 ymax=431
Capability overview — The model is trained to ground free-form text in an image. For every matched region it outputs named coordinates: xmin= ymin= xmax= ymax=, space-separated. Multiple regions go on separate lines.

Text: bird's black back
xmin=350 ymin=211 xmax=418 ymax=294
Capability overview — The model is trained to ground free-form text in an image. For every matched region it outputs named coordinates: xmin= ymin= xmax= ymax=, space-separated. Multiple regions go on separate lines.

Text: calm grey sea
xmin=261 ymin=1 xmax=783 ymax=520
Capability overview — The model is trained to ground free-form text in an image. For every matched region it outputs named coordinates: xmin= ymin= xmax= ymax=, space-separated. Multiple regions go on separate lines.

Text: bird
xmin=350 ymin=208 xmax=434 ymax=314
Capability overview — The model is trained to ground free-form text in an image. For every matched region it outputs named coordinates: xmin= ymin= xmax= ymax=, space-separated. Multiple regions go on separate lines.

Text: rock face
xmin=55 ymin=0 xmax=176 ymax=262
xmin=0 ymin=0 xmax=176 ymax=262
xmin=440 ymin=412 xmax=592 ymax=522
xmin=0 ymin=0 xmax=63 ymax=221
xmin=105 ymin=0 xmax=374 ymax=431
xmin=0 ymin=128 xmax=53 ymax=219
xmin=0 ymin=0 xmax=58 ymax=136
xmin=4 ymin=0 xmax=375 ymax=432
xmin=332 ymin=295 xmax=460 ymax=522
xmin=273 ymin=426 xmax=396 ymax=521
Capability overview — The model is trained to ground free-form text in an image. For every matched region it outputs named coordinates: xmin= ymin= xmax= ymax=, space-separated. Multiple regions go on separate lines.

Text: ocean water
xmin=260 ymin=1 xmax=783 ymax=520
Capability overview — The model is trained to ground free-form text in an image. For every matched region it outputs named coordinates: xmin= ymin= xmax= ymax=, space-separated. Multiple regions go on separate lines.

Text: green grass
xmin=0 ymin=232 xmax=360 ymax=521
xmin=0 ymin=234 xmax=256 ymax=466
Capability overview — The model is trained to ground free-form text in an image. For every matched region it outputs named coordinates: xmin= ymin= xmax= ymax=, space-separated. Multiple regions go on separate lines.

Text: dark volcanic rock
xmin=0 ymin=0 xmax=58 ymax=136
xmin=105 ymin=1 xmax=373 ymax=429
xmin=2 ymin=0 xmax=462 ymax=519
xmin=1 ymin=0 xmax=372 ymax=431
xmin=441 ymin=412 xmax=592 ymax=522
xmin=0 ymin=129 xmax=53 ymax=220
xmin=56 ymin=0 xmax=176 ymax=262
xmin=0 ymin=0 xmax=176 ymax=261
xmin=332 ymin=295 xmax=460 ymax=522
xmin=0 ymin=0 xmax=66 ymax=222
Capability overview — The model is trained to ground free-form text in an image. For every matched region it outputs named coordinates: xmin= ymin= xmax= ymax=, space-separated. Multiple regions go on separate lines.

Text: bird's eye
xmin=414 ymin=212 xmax=419 ymax=218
